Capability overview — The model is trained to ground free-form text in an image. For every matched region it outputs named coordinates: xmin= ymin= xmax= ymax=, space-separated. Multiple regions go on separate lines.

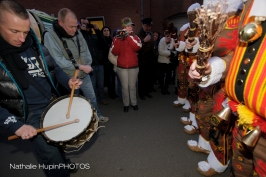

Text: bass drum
xmin=28 ymin=9 xmax=55 ymax=30
xmin=41 ymin=95 xmax=99 ymax=152
xmin=27 ymin=10 xmax=45 ymax=43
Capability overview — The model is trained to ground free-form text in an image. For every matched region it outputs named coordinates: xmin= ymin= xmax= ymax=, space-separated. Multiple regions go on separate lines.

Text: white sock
xmin=187 ymin=140 xmax=198 ymax=146
xmin=184 ymin=125 xmax=195 ymax=131
xmin=181 ymin=117 xmax=190 ymax=122
xmin=198 ymin=161 xmax=211 ymax=172
xmin=173 ymin=97 xmax=186 ymax=104
xmin=182 ymin=99 xmax=191 ymax=109
xmin=189 ymin=112 xmax=198 ymax=128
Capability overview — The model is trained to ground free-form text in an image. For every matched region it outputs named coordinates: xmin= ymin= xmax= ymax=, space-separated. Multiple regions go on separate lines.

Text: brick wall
xmin=18 ymin=0 xmax=202 ymax=35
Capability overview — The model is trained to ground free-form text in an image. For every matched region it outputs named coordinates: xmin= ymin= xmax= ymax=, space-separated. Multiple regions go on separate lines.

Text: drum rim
xmin=28 ymin=10 xmax=45 ymax=35
xmin=40 ymin=94 xmax=94 ymax=144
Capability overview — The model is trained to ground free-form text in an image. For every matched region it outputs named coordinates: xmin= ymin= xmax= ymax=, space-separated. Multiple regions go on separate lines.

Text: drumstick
xmin=8 ymin=119 xmax=80 ymax=141
xmin=66 ymin=69 xmax=79 ymax=118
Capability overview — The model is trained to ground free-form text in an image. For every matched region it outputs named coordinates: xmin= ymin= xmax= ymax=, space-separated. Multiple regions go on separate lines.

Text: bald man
xmin=44 ymin=8 xmax=109 ymax=123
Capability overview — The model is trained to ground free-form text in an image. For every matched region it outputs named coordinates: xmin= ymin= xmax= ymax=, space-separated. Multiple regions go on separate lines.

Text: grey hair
xmin=58 ymin=8 xmax=77 ymax=22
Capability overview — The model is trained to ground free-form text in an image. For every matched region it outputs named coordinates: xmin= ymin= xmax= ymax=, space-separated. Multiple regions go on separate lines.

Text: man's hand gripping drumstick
xmin=8 ymin=119 xmax=80 ymax=140
xmin=66 ymin=69 xmax=81 ymax=118
xmin=8 ymin=72 xmax=82 ymax=141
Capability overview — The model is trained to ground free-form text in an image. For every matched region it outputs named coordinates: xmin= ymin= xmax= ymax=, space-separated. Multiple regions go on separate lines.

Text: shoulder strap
xmin=44 ymin=29 xmax=80 ymax=69
xmin=58 ymin=36 xmax=79 ymax=69
xmin=76 ymin=35 xmax=81 ymax=56
xmin=41 ymin=30 xmax=48 ymax=45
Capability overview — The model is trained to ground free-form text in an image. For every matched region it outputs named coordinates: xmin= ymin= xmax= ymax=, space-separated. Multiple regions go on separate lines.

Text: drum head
xmin=42 ymin=95 xmax=93 ymax=142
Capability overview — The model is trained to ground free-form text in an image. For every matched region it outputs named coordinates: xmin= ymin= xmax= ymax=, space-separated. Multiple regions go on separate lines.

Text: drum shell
xmin=40 ymin=95 xmax=99 ymax=150
xmin=27 ymin=10 xmax=45 ymax=43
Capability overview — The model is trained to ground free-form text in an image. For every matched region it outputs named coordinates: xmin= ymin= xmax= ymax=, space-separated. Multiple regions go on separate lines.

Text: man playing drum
xmin=0 ymin=0 xmax=82 ymax=176
xmin=43 ymin=8 xmax=109 ymax=123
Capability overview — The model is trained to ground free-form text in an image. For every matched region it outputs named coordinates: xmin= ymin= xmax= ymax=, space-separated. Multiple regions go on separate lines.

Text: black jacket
xmin=80 ymin=29 xmax=107 ymax=66
xmin=0 ymin=33 xmax=70 ymax=133
xmin=137 ymin=28 xmax=154 ymax=63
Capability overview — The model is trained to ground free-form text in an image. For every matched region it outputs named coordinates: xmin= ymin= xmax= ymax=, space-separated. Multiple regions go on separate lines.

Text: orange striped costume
xmin=225 ymin=0 xmax=266 ymax=176
xmin=194 ymin=12 xmax=241 ymax=175
xmin=226 ymin=24 xmax=266 ymax=128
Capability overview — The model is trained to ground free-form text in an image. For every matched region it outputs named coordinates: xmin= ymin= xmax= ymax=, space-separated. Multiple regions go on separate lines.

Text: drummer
xmin=43 ymin=8 xmax=109 ymax=123
xmin=0 ymin=0 xmax=82 ymax=176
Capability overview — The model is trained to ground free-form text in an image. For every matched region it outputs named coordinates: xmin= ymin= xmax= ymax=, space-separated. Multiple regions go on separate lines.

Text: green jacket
xmin=44 ymin=29 xmax=92 ymax=78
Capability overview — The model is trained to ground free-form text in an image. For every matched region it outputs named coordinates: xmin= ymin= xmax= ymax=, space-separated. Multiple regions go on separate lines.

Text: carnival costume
xmin=225 ymin=0 xmax=266 ymax=176
xmin=175 ymin=3 xmax=201 ymax=135
xmin=186 ymin=0 xmax=244 ymax=176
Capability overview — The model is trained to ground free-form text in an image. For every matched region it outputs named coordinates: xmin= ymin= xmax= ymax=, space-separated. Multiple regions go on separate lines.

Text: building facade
xmin=19 ymin=0 xmax=202 ymax=36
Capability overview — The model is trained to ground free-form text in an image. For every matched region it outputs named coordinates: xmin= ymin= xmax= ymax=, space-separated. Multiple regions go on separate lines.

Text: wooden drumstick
xmin=66 ymin=69 xmax=79 ymax=118
xmin=8 ymin=119 xmax=80 ymax=141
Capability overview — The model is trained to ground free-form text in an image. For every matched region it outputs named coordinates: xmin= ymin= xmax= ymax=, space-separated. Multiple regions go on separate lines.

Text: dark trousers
xmin=27 ymin=108 xmax=70 ymax=177
xmin=138 ymin=62 xmax=152 ymax=96
xmin=104 ymin=66 xmax=116 ymax=98
xmin=151 ymin=60 xmax=158 ymax=86
xmin=158 ymin=63 xmax=172 ymax=90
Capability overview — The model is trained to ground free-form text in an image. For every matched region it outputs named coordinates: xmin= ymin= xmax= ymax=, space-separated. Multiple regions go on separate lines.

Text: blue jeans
xmin=80 ymin=74 xmax=102 ymax=117
xmin=90 ymin=65 xmax=105 ymax=102
xmin=26 ymin=108 xmax=70 ymax=177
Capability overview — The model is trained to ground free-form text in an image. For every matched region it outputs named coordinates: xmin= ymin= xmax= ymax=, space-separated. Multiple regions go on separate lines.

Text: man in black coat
xmin=137 ymin=18 xmax=155 ymax=100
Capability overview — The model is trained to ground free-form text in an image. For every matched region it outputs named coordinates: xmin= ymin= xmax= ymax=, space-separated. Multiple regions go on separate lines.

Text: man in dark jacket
xmin=0 ymin=1 xmax=82 ymax=176
xmin=81 ymin=23 xmax=109 ymax=105
xmin=137 ymin=18 xmax=154 ymax=100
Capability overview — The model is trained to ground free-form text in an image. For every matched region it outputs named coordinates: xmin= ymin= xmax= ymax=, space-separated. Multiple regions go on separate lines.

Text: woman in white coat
xmin=157 ymin=30 xmax=177 ymax=95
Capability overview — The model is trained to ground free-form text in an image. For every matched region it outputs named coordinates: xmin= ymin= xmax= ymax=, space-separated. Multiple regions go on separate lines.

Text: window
xmin=86 ymin=16 xmax=105 ymax=33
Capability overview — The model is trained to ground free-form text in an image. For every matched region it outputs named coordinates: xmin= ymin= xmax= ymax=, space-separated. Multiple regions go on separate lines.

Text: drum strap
xmin=24 ymin=73 xmax=54 ymax=100
xmin=42 ymin=30 xmax=81 ymax=69
xmin=58 ymin=36 xmax=81 ymax=69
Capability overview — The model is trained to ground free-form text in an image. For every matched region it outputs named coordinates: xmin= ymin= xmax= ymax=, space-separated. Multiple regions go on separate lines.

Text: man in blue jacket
xmin=0 ymin=0 xmax=82 ymax=176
